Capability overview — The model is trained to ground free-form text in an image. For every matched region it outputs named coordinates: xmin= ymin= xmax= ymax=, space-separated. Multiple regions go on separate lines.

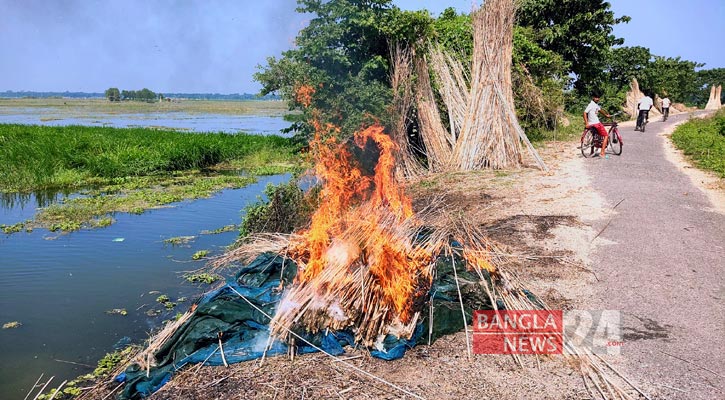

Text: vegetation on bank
xmin=239 ymin=181 xmax=320 ymax=238
xmin=33 ymin=173 xmax=258 ymax=232
xmin=0 ymin=123 xmax=295 ymax=192
xmin=0 ymin=123 xmax=299 ymax=232
xmin=35 ymin=346 xmax=138 ymax=400
xmin=672 ymin=110 xmax=725 ymax=177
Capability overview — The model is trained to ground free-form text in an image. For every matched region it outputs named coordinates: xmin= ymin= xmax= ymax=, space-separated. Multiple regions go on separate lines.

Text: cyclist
xmin=583 ymin=93 xmax=611 ymax=157
xmin=636 ymin=92 xmax=654 ymax=131
xmin=660 ymin=96 xmax=671 ymax=120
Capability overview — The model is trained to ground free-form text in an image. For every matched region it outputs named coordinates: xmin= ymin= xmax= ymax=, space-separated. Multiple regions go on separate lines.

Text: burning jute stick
xmin=227 ymin=285 xmax=426 ymax=400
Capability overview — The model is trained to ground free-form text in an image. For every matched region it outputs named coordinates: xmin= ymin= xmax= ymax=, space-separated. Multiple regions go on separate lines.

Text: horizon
xmin=1 ymin=0 xmax=722 ymax=93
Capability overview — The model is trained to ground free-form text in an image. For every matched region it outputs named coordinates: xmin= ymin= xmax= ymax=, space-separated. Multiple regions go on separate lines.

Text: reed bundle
xmin=414 ymin=57 xmax=453 ymax=172
xmin=389 ymin=44 xmax=426 ymax=179
xmin=394 ymin=0 xmax=546 ymax=175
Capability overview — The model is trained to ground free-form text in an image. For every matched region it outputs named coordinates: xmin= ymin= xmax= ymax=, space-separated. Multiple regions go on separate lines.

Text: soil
xmin=82 ymin=117 xmax=724 ymax=399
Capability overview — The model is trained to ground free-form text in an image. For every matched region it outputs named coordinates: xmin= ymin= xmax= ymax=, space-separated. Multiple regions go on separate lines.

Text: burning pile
xmin=268 ymin=102 xmax=494 ymax=346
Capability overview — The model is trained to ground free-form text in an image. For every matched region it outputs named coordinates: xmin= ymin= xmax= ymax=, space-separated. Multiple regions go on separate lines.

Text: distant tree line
xmin=1 ymin=90 xmax=281 ymax=101
xmin=104 ymin=87 xmax=158 ymax=102
xmin=104 ymin=88 xmax=280 ymax=102
xmin=1 ymin=90 xmax=104 ymax=99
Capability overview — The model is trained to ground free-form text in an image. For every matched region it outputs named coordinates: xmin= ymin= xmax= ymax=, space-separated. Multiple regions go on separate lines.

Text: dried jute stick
xmin=227 ymin=285 xmax=426 ymax=400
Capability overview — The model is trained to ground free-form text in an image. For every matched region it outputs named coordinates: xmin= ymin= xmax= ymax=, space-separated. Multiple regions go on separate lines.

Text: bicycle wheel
xmin=609 ymin=129 xmax=622 ymax=155
xmin=641 ymin=121 xmax=646 ymax=132
xmin=580 ymin=130 xmax=596 ymax=158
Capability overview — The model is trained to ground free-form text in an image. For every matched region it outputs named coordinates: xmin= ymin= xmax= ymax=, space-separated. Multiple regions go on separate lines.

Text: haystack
xmin=705 ymin=84 xmax=722 ymax=110
xmin=392 ymin=0 xmax=546 ymax=173
xmin=625 ymin=78 xmax=661 ymax=118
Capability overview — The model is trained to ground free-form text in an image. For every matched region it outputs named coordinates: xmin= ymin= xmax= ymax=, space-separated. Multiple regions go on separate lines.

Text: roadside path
xmin=585 ymin=112 xmax=724 ymax=399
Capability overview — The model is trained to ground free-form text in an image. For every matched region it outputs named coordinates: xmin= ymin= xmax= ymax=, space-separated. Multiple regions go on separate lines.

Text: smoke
xmin=0 ymin=0 xmax=304 ymax=92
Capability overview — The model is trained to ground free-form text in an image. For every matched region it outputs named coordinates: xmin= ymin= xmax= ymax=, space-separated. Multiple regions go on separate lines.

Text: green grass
xmin=525 ymin=113 xmax=587 ymax=144
xmin=0 ymin=124 xmax=296 ymax=192
xmin=34 ymin=174 xmax=256 ymax=232
xmin=671 ymin=110 xmax=725 ymax=177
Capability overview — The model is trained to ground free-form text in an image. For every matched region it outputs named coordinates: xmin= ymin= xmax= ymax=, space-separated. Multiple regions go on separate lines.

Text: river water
xmin=0 ymin=110 xmax=292 ymax=398
xmin=0 ymin=108 xmax=290 ymax=135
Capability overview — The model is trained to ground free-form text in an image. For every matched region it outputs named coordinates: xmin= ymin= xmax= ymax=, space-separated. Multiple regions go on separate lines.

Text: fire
xmin=274 ymin=86 xmax=435 ymax=344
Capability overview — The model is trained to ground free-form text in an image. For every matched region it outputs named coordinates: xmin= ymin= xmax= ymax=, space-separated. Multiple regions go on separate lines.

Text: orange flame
xmin=284 ymin=87 xmax=429 ymax=328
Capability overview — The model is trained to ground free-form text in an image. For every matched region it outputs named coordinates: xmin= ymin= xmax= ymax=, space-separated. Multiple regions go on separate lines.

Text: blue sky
xmin=0 ymin=0 xmax=722 ymax=93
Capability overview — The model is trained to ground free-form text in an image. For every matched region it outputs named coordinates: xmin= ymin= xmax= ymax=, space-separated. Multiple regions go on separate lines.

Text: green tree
xmin=104 ymin=87 xmax=120 ymax=102
xmin=642 ymin=56 xmax=703 ymax=105
xmin=255 ymin=0 xmax=436 ymax=141
xmin=517 ymin=0 xmax=630 ymax=92
xmin=137 ymin=88 xmax=157 ymax=102
xmin=605 ymin=46 xmax=652 ymax=89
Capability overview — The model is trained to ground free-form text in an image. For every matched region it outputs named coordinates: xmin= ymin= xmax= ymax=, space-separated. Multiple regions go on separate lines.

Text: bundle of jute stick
xmin=392 ymin=0 xmax=546 ymax=174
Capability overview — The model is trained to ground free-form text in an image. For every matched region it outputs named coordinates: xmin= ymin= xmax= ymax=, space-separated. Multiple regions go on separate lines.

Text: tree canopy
xmin=517 ymin=0 xmax=630 ymax=93
xmin=255 ymin=0 xmax=716 ymax=143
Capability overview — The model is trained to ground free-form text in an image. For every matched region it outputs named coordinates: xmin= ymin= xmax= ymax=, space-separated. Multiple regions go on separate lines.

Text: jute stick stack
xmin=392 ymin=0 xmax=546 ymax=174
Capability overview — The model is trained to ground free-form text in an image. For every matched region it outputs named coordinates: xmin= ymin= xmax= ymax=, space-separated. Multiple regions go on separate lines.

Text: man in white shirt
xmin=583 ymin=94 xmax=611 ymax=157
xmin=636 ymin=93 xmax=654 ymax=131
xmin=661 ymin=96 xmax=671 ymax=120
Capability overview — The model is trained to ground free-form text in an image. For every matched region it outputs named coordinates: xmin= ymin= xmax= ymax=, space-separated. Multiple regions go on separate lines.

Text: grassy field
xmin=671 ymin=110 xmax=725 ymax=177
xmin=0 ymin=124 xmax=296 ymax=192
xmin=0 ymin=123 xmax=299 ymax=232
xmin=0 ymin=98 xmax=289 ymax=116
xmin=526 ymin=112 xmax=586 ymax=144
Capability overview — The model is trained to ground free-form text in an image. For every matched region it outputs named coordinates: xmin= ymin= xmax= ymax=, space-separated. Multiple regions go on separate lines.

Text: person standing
xmin=661 ymin=96 xmax=671 ymax=120
xmin=583 ymin=94 xmax=611 ymax=157
xmin=636 ymin=93 xmax=654 ymax=131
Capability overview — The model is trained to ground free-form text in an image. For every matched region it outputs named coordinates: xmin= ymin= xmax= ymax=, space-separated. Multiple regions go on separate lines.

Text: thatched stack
xmin=705 ymin=85 xmax=722 ymax=110
xmin=390 ymin=0 xmax=546 ymax=174
xmin=625 ymin=78 xmax=661 ymax=118
xmin=389 ymin=45 xmax=426 ymax=179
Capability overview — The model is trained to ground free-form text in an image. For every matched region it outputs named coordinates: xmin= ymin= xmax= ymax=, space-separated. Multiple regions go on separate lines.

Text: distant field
xmin=0 ymin=97 xmax=289 ymax=116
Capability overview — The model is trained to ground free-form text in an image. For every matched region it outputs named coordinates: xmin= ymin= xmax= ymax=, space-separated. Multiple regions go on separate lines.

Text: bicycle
xmin=580 ymin=113 xmax=623 ymax=158
xmin=635 ymin=110 xmax=650 ymax=132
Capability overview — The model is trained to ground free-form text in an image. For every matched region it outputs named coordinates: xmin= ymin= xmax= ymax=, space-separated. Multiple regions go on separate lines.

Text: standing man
xmin=661 ymin=96 xmax=671 ymax=120
xmin=636 ymin=92 xmax=654 ymax=131
xmin=584 ymin=93 xmax=611 ymax=158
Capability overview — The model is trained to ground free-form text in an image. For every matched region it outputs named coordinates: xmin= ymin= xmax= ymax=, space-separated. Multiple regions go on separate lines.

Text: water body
xmin=0 ymin=109 xmax=289 ymax=135
xmin=0 ymin=174 xmax=290 ymax=399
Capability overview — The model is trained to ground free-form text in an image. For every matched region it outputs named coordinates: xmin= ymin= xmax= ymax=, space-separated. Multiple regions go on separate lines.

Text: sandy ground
xmin=82 ymin=114 xmax=724 ymax=399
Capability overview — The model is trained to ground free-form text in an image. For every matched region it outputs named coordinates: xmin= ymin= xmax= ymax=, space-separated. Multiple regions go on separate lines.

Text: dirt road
xmin=585 ymin=112 xmax=725 ymax=399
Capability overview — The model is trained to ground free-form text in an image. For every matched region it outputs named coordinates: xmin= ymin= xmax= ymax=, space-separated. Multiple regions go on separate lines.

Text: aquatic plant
xmin=2 ymin=321 xmax=22 ymax=329
xmin=191 ymin=250 xmax=209 ymax=260
xmin=183 ymin=272 xmax=220 ymax=284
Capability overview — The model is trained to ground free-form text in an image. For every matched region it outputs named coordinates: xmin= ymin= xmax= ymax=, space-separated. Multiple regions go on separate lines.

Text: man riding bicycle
xmin=583 ymin=93 xmax=611 ymax=158
xmin=636 ymin=92 xmax=654 ymax=131
xmin=660 ymin=96 xmax=671 ymax=120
